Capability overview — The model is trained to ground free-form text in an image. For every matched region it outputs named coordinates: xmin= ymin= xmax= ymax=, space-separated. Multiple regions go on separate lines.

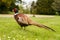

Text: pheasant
xmin=13 ymin=8 xmax=55 ymax=32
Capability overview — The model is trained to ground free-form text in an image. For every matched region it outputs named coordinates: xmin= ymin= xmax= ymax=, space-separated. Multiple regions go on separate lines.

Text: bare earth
xmin=0 ymin=14 xmax=55 ymax=18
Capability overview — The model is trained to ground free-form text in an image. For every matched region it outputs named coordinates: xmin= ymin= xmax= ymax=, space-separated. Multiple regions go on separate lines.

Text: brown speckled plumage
xmin=14 ymin=13 xmax=56 ymax=32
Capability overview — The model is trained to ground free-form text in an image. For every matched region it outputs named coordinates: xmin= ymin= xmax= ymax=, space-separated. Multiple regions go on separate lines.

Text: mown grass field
xmin=0 ymin=15 xmax=60 ymax=40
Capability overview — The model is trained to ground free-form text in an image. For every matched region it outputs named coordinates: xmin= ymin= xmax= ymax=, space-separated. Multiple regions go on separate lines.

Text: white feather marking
xmin=14 ymin=14 xmax=17 ymax=15
xmin=14 ymin=13 xmax=18 ymax=15
xmin=18 ymin=16 xmax=23 ymax=22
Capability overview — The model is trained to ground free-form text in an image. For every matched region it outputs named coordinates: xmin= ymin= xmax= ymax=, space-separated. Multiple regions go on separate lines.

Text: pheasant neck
xmin=14 ymin=13 xmax=19 ymax=15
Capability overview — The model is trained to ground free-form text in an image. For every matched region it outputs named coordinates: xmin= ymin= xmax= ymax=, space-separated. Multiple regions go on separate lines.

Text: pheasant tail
xmin=32 ymin=22 xmax=56 ymax=32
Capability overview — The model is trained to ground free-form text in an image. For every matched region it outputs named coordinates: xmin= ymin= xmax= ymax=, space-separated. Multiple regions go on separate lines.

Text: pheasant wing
xmin=18 ymin=16 xmax=28 ymax=25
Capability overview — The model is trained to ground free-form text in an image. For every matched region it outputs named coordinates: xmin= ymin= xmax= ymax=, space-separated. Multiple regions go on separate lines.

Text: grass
xmin=0 ymin=16 xmax=60 ymax=40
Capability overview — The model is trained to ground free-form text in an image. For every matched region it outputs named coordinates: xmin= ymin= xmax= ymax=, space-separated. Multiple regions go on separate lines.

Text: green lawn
xmin=0 ymin=16 xmax=60 ymax=40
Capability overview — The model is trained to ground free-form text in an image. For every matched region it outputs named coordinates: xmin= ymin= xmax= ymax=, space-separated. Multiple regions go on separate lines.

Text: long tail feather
xmin=32 ymin=22 xmax=56 ymax=32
